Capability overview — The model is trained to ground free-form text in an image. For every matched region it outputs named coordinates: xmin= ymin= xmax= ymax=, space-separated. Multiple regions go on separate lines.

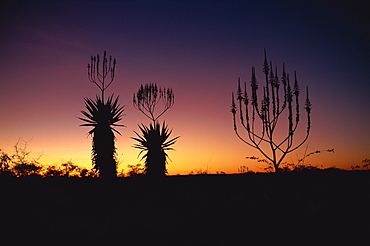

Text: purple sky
xmin=1 ymin=0 xmax=369 ymax=174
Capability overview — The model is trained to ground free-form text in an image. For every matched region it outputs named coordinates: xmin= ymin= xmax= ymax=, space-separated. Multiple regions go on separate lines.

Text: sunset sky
xmin=1 ymin=0 xmax=369 ymax=174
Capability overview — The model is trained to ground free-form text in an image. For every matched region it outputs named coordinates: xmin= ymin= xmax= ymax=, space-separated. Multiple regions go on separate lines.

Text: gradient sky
xmin=1 ymin=0 xmax=369 ymax=174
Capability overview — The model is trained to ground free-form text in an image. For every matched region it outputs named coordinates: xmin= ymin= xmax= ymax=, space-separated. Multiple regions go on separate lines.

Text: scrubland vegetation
xmin=1 ymin=140 xmax=369 ymax=178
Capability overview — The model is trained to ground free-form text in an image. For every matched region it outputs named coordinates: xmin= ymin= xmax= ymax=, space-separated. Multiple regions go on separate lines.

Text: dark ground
xmin=1 ymin=170 xmax=369 ymax=245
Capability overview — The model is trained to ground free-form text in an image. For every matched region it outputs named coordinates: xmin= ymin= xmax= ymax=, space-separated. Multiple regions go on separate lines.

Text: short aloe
xmin=132 ymin=121 xmax=179 ymax=176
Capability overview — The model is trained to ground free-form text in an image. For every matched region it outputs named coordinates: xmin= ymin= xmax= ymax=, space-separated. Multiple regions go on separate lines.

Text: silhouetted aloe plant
xmin=132 ymin=122 xmax=179 ymax=176
xmin=80 ymin=51 xmax=124 ymax=178
xmin=231 ymin=49 xmax=312 ymax=172
xmin=132 ymin=83 xmax=178 ymax=176
xmin=79 ymin=95 xmax=124 ymax=178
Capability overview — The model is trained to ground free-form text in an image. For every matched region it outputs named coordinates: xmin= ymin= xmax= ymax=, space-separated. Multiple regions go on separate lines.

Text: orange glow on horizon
xmin=1 ymin=131 xmax=361 ymax=176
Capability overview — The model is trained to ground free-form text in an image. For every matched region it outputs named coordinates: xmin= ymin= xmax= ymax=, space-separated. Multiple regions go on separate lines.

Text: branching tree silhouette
xmin=0 ymin=139 xmax=43 ymax=177
xmin=132 ymin=83 xmax=179 ymax=176
xmin=79 ymin=51 xmax=124 ymax=178
xmin=231 ymin=50 xmax=312 ymax=172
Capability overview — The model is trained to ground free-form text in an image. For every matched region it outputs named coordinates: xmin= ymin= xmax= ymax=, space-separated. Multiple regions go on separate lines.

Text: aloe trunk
xmin=92 ymin=125 xmax=117 ymax=178
xmin=146 ymin=147 xmax=166 ymax=176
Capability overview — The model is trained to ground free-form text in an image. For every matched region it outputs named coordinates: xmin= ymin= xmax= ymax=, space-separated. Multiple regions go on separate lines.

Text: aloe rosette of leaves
xmin=132 ymin=121 xmax=179 ymax=176
xmin=79 ymin=94 xmax=124 ymax=178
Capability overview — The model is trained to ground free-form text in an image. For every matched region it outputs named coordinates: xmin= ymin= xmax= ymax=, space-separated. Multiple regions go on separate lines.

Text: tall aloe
xmin=79 ymin=95 xmax=124 ymax=178
xmin=132 ymin=122 xmax=179 ymax=176
xmin=80 ymin=50 xmax=123 ymax=178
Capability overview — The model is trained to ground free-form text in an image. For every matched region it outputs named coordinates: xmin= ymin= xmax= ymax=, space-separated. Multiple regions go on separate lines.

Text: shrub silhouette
xmin=231 ymin=49 xmax=312 ymax=172
xmin=44 ymin=161 xmax=98 ymax=177
xmin=246 ymin=146 xmax=334 ymax=172
xmin=0 ymin=150 xmax=12 ymax=176
xmin=12 ymin=162 xmax=42 ymax=177
xmin=0 ymin=139 xmax=43 ymax=177
xmin=1 ymin=141 xmax=98 ymax=177
xmin=126 ymin=164 xmax=145 ymax=177
xmin=132 ymin=83 xmax=179 ymax=177
xmin=79 ymin=51 xmax=124 ymax=178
